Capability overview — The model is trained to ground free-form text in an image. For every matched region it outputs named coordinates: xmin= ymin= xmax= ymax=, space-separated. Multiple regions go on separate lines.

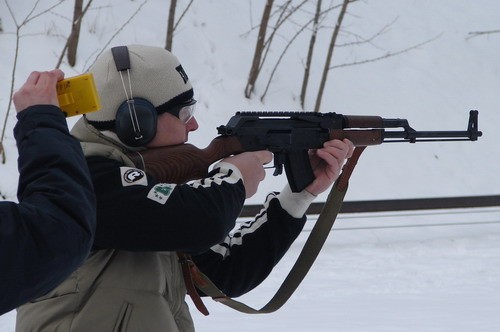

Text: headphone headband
xmin=111 ymin=46 xmax=157 ymax=147
xmin=111 ymin=46 xmax=131 ymax=71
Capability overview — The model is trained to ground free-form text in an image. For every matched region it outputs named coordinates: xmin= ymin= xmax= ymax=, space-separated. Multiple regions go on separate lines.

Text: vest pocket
xmin=113 ymin=301 xmax=133 ymax=332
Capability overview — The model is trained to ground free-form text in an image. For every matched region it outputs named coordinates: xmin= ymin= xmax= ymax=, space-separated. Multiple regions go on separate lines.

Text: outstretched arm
xmin=0 ymin=70 xmax=96 ymax=314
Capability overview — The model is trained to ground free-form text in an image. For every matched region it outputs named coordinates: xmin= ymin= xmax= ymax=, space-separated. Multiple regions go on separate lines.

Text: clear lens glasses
xmin=178 ymin=103 xmax=196 ymax=123
xmin=167 ymin=99 xmax=196 ymax=123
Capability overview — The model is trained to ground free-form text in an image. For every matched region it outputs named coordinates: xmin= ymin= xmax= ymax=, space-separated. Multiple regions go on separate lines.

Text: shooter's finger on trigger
xmin=256 ymin=150 xmax=273 ymax=165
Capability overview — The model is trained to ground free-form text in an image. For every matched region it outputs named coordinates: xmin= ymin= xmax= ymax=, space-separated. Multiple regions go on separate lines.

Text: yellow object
xmin=56 ymin=73 xmax=101 ymax=117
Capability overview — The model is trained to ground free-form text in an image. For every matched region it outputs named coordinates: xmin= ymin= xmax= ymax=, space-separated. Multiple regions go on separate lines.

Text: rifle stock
xmin=127 ymin=136 xmax=244 ymax=184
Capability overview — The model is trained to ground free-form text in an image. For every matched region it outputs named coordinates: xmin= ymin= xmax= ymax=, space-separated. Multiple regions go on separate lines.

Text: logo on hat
xmin=176 ymin=65 xmax=189 ymax=84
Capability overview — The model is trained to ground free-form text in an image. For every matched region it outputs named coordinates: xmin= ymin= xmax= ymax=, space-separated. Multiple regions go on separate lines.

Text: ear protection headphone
xmin=112 ymin=46 xmax=157 ymax=147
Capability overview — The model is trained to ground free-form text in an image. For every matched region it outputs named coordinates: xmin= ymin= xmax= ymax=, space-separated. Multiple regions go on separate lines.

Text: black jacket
xmin=86 ymin=154 xmax=305 ymax=298
xmin=0 ymin=105 xmax=95 ymax=315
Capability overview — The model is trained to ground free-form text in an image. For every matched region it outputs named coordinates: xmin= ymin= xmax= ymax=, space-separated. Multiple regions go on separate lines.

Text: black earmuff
xmin=115 ymin=97 xmax=157 ymax=146
xmin=111 ymin=46 xmax=157 ymax=147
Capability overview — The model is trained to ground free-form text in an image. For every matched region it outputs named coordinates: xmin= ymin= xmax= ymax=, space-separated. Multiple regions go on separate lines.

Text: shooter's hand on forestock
xmin=305 ymin=139 xmax=354 ymax=196
xmin=13 ymin=69 xmax=65 ymax=113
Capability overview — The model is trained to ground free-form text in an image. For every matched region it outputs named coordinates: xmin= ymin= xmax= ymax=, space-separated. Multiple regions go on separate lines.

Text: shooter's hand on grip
xmin=221 ymin=151 xmax=273 ymax=198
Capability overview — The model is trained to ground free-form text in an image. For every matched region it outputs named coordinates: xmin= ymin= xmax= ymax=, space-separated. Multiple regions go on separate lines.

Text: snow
xmin=1 ymin=0 xmax=499 ymax=331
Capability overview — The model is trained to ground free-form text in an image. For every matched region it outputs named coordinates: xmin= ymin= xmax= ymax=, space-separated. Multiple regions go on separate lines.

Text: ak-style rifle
xmin=127 ymin=110 xmax=482 ymax=192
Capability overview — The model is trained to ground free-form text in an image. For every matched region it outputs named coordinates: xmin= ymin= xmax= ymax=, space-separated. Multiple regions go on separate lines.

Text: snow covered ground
xmin=187 ymin=207 xmax=500 ymax=332
xmin=3 ymin=207 xmax=499 ymax=331
xmin=1 ymin=0 xmax=499 ymax=331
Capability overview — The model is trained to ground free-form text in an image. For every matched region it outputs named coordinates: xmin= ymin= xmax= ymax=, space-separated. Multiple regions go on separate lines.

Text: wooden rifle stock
xmin=330 ymin=129 xmax=384 ymax=146
xmin=127 ymin=136 xmax=244 ymax=183
xmin=343 ymin=115 xmax=384 ymax=128
xmin=331 ymin=115 xmax=384 ymax=145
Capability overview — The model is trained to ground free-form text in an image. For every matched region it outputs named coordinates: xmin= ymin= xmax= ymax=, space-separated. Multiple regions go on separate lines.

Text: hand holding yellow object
xmin=56 ymin=73 xmax=101 ymax=117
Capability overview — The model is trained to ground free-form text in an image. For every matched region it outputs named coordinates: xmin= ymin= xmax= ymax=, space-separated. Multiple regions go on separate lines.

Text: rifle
xmin=127 ymin=110 xmax=482 ymax=192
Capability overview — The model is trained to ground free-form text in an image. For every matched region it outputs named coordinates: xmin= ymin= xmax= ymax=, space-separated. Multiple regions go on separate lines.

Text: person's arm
xmin=191 ymin=139 xmax=354 ymax=297
xmin=192 ymin=189 xmax=308 ymax=297
xmin=0 ymin=71 xmax=96 ymax=314
xmin=85 ymin=146 xmax=271 ymax=254
xmin=87 ymin=156 xmax=247 ymax=253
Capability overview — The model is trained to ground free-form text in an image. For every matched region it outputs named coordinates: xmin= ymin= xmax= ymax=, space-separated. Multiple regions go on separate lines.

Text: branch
xmin=1 ymin=0 xmax=67 ymax=163
xmin=466 ymin=29 xmax=500 ymax=40
xmin=259 ymin=0 xmax=292 ymax=73
xmin=329 ymin=33 xmax=442 ymax=70
xmin=23 ymin=0 xmax=68 ymax=26
xmin=336 ymin=16 xmax=398 ymax=50
xmin=173 ymin=0 xmax=194 ymax=31
xmin=260 ymin=9 xmax=313 ymax=102
xmin=83 ymin=0 xmax=149 ymax=71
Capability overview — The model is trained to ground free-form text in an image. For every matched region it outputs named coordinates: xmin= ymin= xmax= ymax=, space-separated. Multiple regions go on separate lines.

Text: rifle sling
xmin=178 ymin=146 xmax=366 ymax=315
xmin=177 ymin=252 xmax=210 ymax=316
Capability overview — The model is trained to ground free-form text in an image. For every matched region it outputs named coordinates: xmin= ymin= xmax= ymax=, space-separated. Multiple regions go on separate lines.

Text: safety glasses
xmin=166 ymin=99 xmax=197 ymax=123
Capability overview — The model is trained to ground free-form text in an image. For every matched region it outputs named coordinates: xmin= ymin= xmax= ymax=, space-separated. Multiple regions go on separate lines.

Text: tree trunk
xmin=165 ymin=0 xmax=177 ymax=51
xmin=244 ymin=0 xmax=274 ymax=99
xmin=67 ymin=0 xmax=83 ymax=67
xmin=300 ymin=0 xmax=322 ymax=109
xmin=314 ymin=0 xmax=349 ymax=113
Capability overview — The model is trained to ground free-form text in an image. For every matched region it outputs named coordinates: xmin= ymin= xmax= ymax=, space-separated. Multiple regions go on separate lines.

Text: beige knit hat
xmin=86 ymin=44 xmax=194 ymax=130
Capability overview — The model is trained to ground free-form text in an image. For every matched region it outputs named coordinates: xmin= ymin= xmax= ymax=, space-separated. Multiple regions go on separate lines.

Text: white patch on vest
xmin=120 ymin=167 xmax=148 ymax=187
xmin=147 ymin=183 xmax=176 ymax=205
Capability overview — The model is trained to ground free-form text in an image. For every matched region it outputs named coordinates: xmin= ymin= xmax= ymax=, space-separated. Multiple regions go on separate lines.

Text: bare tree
xmin=260 ymin=3 xmax=315 ymax=102
xmin=165 ymin=0 xmax=194 ymax=51
xmin=245 ymin=0 xmax=311 ymax=99
xmin=300 ymin=0 xmax=322 ymax=109
xmin=314 ymin=0 xmax=349 ymax=113
xmin=258 ymin=1 xmax=299 ymax=75
xmin=56 ymin=0 xmax=94 ymax=68
xmin=258 ymin=1 xmax=341 ymax=103
xmin=67 ymin=0 xmax=83 ymax=66
xmin=244 ymin=0 xmax=274 ymax=98
xmin=1 ymin=0 xmax=67 ymax=163
xmin=165 ymin=0 xmax=177 ymax=51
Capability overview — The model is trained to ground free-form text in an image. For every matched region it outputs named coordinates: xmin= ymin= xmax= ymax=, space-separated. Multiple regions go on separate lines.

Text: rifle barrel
xmin=383 ymin=129 xmax=482 ymax=142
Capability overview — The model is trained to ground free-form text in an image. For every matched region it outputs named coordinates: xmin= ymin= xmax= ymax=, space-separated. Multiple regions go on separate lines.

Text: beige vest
xmin=16 ymin=119 xmax=194 ymax=332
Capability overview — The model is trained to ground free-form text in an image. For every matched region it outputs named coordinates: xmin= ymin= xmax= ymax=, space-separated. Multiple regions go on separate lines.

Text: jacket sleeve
xmin=87 ymin=158 xmax=246 ymax=253
xmin=191 ymin=188 xmax=312 ymax=297
xmin=0 ymin=105 xmax=96 ymax=315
